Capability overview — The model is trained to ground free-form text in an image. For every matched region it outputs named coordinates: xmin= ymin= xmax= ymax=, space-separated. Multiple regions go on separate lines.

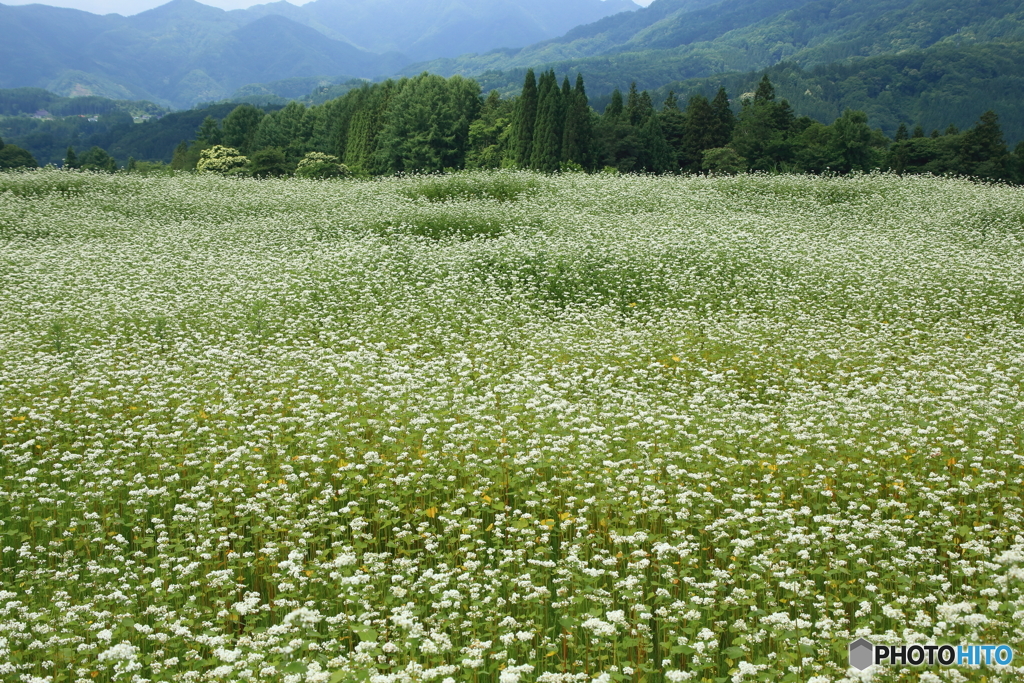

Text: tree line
xmin=5 ymin=71 xmax=1023 ymax=182
xmin=169 ymin=71 xmax=1024 ymax=182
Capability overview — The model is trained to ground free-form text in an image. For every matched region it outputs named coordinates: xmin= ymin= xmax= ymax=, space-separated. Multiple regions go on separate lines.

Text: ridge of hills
xmin=409 ymin=0 xmax=1024 ymax=93
xmin=0 ymin=0 xmax=638 ymax=109
xmin=238 ymin=0 xmax=640 ymax=61
xmin=0 ymin=0 xmax=403 ymax=108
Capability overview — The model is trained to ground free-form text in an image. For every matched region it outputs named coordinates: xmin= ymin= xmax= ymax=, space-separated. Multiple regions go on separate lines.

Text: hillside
xmin=0 ymin=0 xmax=401 ymax=108
xmin=0 ymin=0 xmax=638 ymax=109
xmin=409 ymin=0 xmax=1024 ymax=92
xmin=0 ymin=99 xmax=255 ymax=166
xmin=649 ymin=41 xmax=1024 ymax=143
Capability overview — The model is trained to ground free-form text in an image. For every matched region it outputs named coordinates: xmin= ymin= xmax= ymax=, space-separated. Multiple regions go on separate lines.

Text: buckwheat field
xmin=1 ymin=169 xmax=1023 ymax=683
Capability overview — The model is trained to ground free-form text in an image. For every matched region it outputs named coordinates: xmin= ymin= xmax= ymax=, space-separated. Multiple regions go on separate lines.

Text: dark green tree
xmin=251 ymin=102 xmax=313 ymax=162
xmin=605 ymin=89 xmax=624 ymax=119
xmin=561 ymin=74 xmax=594 ymax=170
xmin=343 ymin=110 xmax=374 ymax=174
xmin=249 ymin=147 xmax=290 ymax=178
xmin=1011 ymin=141 xmax=1024 ymax=184
xmin=170 ymin=140 xmax=206 ymax=171
xmin=196 ymin=116 xmax=221 ymax=146
xmin=680 ymin=94 xmax=718 ymax=172
xmin=635 ymin=114 xmax=674 ymax=173
xmin=895 ymin=123 xmax=909 ymax=141
xmin=795 ymin=110 xmax=884 ymax=174
xmin=0 ymin=139 xmax=37 ymax=169
xmin=530 ymin=70 xmax=565 ymax=172
xmin=170 ymin=141 xmax=189 ymax=170
xmin=467 ymin=90 xmax=514 ymax=169
xmin=710 ymin=87 xmax=735 ymax=147
xmin=885 ymin=135 xmax=961 ymax=176
xmin=342 ymin=80 xmax=397 ymax=175
xmin=730 ymin=76 xmax=799 ymax=171
xmin=912 ymin=125 xmax=925 ymax=138
xmin=830 ymin=109 xmax=885 ymax=172
xmin=595 ymin=89 xmax=640 ymax=172
xmin=957 ymin=110 xmax=1009 ymax=180
xmin=65 ymin=146 xmax=78 ymax=169
xmin=659 ymin=91 xmax=687 ymax=170
xmin=754 ymin=74 xmax=775 ymax=103
xmin=376 ymin=74 xmax=482 ymax=173
xmin=625 ymin=82 xmax=645 ymax=127
xmin=513 ymin=69 xmax=538 ymax=168
xmin=221 ymin=104 xmax=265 ymax=155
xmin=78 ymin=146 xmax=116 ymax=172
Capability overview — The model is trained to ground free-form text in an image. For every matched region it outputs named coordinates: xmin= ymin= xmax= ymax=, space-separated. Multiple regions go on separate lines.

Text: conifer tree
xmin=958 ymin=110 xmax=1009 ymax=180
xmin=636 ymin=114 xmax=674 ymax=173
xmin=561 ymin=74 xmax=593 ymax=169
xmin=222 ymin=104 xmax=265 ymax=155
xmin=64 ymin=146 xmax=78 ymax=169
xmin=895 ymin=123 xmax=909 ymax=141
xmin=530 ymin=70 xmax=564 ymax=172
xmin=513 ymin=69 xmax=538 ymax=168
xmin=596 ymin=88 xmax=640 ymax=172
xmin=638 ymin=91 xmax=654 ymax=125
xmin=605 ymin=89 xmax=624 ymax=119
xmin=754 ymin=74 xmax=775 ymax=103
xmin=625 ymin=82 xmax=643 ymax=127
xmin=731 ymin=76 xmax=797 ymax=171
xmin=680 ymin=94 xmax=718 ymax=172
xmin=467 ymin=90 xmax=513 ymax=169
xmin=659 ymin=91 xmax=686 ymax=169
xmin=344 ymin=110 xmax=374 ymax=173
xmin=197 ymin=116 xmax=221 ymax=146
xmin=710 ymin=87 xmax=735 ymax=147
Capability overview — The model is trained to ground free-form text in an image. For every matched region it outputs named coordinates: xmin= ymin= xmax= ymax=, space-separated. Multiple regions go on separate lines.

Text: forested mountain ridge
xmin=409 ymin=0 xmax=1024 ymax=91
xmin=0 ymin=0 xmax=404 ymax=108
xmin=0 ymin=0 xmax=638 ymax=109
xmin=648 ymin=41 xmax=1024 ymax=142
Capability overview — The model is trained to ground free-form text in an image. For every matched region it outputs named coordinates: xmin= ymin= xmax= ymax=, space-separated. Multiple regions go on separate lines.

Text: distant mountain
xmin=0 ymin=0 xmax=404 ymax=108
xmin=0 ymin=0 xmax=639 ymax=109
xmin=410 ymin=0 xmax=1024 ymax=93
xmin=237 ymin=0 xmax=640 ymax=61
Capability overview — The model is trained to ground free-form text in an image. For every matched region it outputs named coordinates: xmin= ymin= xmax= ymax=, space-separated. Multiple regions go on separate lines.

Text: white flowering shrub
xmin=294 ymin=151 xmax=349 ymax=179
xmin=1 ymin=168 xmax=1024 ymax=682
xmin=196 ymin=145 xmax=249 ymax=175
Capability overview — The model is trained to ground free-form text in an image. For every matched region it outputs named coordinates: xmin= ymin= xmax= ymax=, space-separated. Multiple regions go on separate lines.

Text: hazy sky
xmin=4 ymin=0 xmax=653 ymax=17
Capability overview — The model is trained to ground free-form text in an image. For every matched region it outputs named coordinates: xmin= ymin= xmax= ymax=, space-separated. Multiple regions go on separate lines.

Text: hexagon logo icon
xmin=849 ymin=638 xmax=875 ymax=671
